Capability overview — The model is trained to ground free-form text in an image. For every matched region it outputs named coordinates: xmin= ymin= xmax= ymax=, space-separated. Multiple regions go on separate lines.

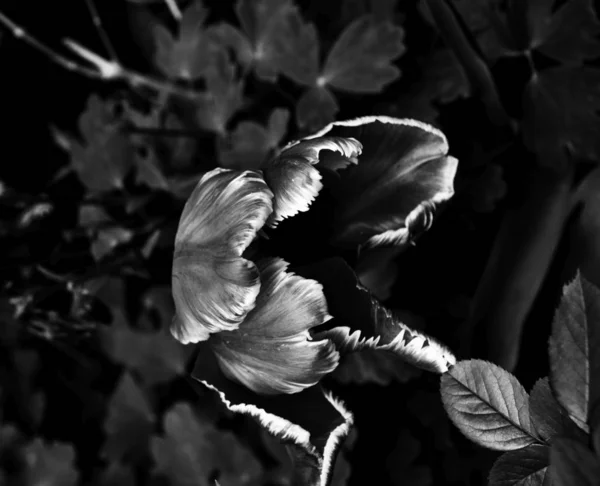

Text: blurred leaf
xmin=530 ymin=377 xmax=581 ymax=442
xmin=440 ymin=359 xmax=538 ymax=450
xmin=71 ymin=95 xmax=135 ymax=192
xmin=134 ymin=142 xmax=169 ymax=190
xmin=218 ymin=108 xmax=290 ymax=168
xmin=101 ymin=322 xmax=186 ymax=385
xmin=22 ymin=439 xmax=79 ymax=486
xmin=320 ymin=14 xmax=405 ymax=93
xmin=548 ymin=272 xmax=600 ymax=433
xmin=488 ymin=444 xmax=549 ymax=486
xmin=526 ymin=0 xmax=600 ymax=65
xmin=295 ymin=86 xmax=339 ymax=129
xmin=551 ymin=438 xmax=600 ymax=485
xmin=151 ymin=403 xmax=262 ymax=486
xmin=153 ymin=0 xmax=217 ymax=80
xmin=102 ymin=372 xmax=155 ymax=461
xmin=96 ymin=462 xmax=136 ymax=486
xmin=195 ymin=48 xmax=244 ymax=135
xmin=386 ymin=429 xmax=432 ymax=486
xmin=92 ymin=227 xmax=134 ymax=262
xmin=523 ymin=66 xmax=600 ymax=168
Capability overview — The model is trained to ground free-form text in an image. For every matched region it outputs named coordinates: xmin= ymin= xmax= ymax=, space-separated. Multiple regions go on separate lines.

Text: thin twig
xmin=83 ymin=0 xmax=119 ymax=61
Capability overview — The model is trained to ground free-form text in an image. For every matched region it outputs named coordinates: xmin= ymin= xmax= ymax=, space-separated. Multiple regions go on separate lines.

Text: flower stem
xmin=464 ymin=166 xmax=577 ymax=371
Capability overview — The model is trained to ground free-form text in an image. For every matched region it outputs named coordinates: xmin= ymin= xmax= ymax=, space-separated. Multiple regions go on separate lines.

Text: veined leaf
xmin=489 ymin=444 xmax=549 ymax=486
xmin=440 ymin=360 xmax=538 ymax=450
xmin=548 ymin=272 xmax=600 ymax=433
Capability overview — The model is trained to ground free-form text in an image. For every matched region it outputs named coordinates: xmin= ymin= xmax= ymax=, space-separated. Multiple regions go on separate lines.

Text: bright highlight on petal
xmin=300 ymin=116 xmax=458 ymax=248
xmin=172 ymin=168 xmax=274 ymax=344
xmin=210 ymin=258 xmax=340 ymax=395
xmin=262 ymin=136 xmax=363 ymax=226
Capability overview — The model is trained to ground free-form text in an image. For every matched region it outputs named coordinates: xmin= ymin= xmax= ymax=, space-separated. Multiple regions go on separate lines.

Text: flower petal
xmin=172 ymin=168 xmax=273 ymax=343
xmin=301 ymin=116 xmax=458 ymax=248
xmin=262 ymin=136 xmax=362 ymax=227
xmin=192 ymin=342 xmax=353 ymax=486
xmin=298 ymin=257 xmax=456 ymax=374
xmin=211 ymin=258 xmax=340 ymax=395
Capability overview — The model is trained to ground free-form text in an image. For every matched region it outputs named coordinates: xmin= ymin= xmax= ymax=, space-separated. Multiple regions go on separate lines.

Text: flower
xmin=171 ymin=116 xmax=459 ymax=485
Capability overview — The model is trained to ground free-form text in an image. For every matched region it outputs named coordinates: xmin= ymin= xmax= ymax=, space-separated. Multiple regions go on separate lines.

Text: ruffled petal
xmin=300 ymin=116 xmax=458 ymax=248
xmin=263 ymin=137 xmax=362 ymax=226
xmin=192 ymin=342 xmax=353 ymax=486
xmin=210 ymin=258 xmax=340 ymax=395
xmin=172 ymin=168 xmax=273 ymax=343
xmin=298 ymin=258 xmax=456 ymax=375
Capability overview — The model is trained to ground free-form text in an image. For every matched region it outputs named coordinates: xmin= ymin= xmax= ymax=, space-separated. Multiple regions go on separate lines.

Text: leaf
xmin=551 ymin=438 xmax=600 ymax=486
xmin=100 ymin=322 xmax=187 ymax=385
xmin=530 ymin=377 xmax=580 ymax=442
xmin=320 ymin=14 xmax=405 ymax=93
xmin=386 ymin=429 xmax=432 ymax=486
xmin=153 ymin=0 xmax=217 ymax=80
xmin=151 ymin=403 xmax=262 ymax=486
xmin=102 ymin=372 xmax=155 ymax=461
xmin=195 ymin=48 xmax=244 ymax=134
xmin=71 ymin=95 xmax=135 ymax=192
xmin=523 ymin=66 xmax=600 ymax=168
xmin=295 ymin=86 xmax=339 ymax=129
xmin=548 ymin=272 xmax=600 ymax=432
xmin=22 ymin=440 xmax=79 ymax=486
xmin=440 ymin=359 xmax=538 ymax=450
xmin=526 ymin=0 xmax=600 ymax=65
xmin=92 ymin=227 xmax=134 ymax=261
xmin=489 ymin=444 xmax=549 ymax=486
xmin=218 ymin=108 xmax=290 ymax=169
xmin=96 ymin=463 xmax=136 ymax=486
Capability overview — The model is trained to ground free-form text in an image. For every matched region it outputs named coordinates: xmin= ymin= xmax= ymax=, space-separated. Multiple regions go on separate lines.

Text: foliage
xmin=0 ymin=0 xmax=599 ymax=484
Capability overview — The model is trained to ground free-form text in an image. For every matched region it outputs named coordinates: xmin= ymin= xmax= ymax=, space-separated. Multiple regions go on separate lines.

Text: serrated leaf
xmin=100 ymin=322 xmax=187 ymax=385
xmin=320 ymin=14 xmax=405 ymax=93
xmin=102 ymin=372 xmax=155 ymax=461
xmin=71 ymin=95 xmax=135 ymax=192
xmin=551 ymin=438 xmax=600 ymax=486
xmin=548 ymin=272 xmax=600 ymax=432
xmin=530 ymin=377 xmax=578 ymax=442
xmin=527 ymin=0 xmax=600 ymax=64
xmin=440 ymin=359 xmax=538 ymax=450
xmin=22 ymin=440 xmax=79 ymax=486
xmin=218 ymin=108 xmax=290 ymax=169
xmin=151 ymin=403 xmax=262 ymax=486
xmin=489 ymin=444 xmax=549 ymax=486
xmin=523 ymin=66 xmax=600 ymax=168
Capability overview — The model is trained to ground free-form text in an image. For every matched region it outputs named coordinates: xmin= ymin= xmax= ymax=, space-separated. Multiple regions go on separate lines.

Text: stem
xmin=465 ymin=166 xmax=577 ymax=371
xmin=424 ymin=0 xmax=512 ymax=128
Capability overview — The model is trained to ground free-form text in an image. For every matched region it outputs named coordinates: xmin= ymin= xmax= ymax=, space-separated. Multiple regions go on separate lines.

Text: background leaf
xmin=551 ymin=437 xmax=600 ymax=486
xmin=440 ymin=360 xmax=538 ymax=450
xmin=488 ymin=444 xmax=549 ymax=486
xmin=548 ymin=272 xmax=600 ymax=432
xmin=22 ymin=440 xmax=79 ymax=486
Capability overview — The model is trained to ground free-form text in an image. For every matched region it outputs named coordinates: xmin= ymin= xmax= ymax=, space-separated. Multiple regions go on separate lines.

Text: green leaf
xmin=71 ymin=95 xmax=135 ymax=192
xmin=320 ymin=14 xmax=405 ymax=93
xmin=548 ymin=272 xmax=600 ymax=433
xmin=218 ymin=108 xmax=290 ymax=169
xmin=295 ymin=86 xmax=339 ymax=129
xmin=96 ymin=463 xmax=136 ymax=486
xmin=530 ymin=377 xmax=581 ymax=443
xmin=102 ymin=372 xmax=155 ymax=461
xmin=526 ymin=0 xmax=600 ymax=65
xmin=489 ymin=444 xmax=549 ymax=486
xmin=551 ymin=438 xmax=600 ymax=486
xmin=100 ymin=321 xmax=187 ymax=385
xmin=523 ymin=66 xmax=600 ymax=168
xmin=151 ymin=403 xmax=262 ymax=486
xmin=153 ymin=0 xmax=217 ymax=80
xmin=22 ymin=440 xmax=79 ymax=486
xmin=440 ymin=359 xmax=538 ymax=450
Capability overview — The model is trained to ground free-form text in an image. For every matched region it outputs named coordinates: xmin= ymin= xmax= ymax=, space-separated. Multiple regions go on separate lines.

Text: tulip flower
xmin=171 ymin=116 xmax=458 ymax=485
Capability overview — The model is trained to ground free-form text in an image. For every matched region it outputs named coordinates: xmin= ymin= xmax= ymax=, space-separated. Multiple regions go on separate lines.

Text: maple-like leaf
xmin=218 ymin=108 xmax=290 ymax=169
xmin=151 ymin=403 xmax=262 ymax=486
xmin=102 ymin=372 xmax=155 ymax=461
xmin=71 ymin=95 xmax=135 ymax=192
